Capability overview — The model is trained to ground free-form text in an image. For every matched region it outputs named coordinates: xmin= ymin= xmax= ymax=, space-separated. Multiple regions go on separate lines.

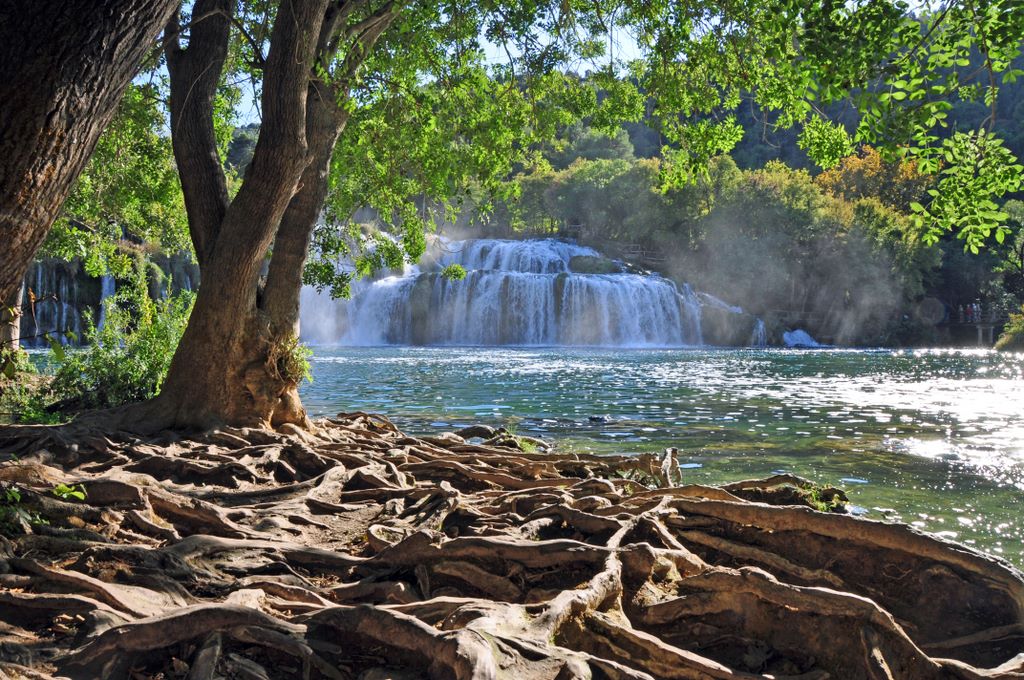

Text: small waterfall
xmin=19 ymin=252 xmax=198 ymax=348
xmin=97 ymin=275 xmax=116 ymax=330
xmin=783 ymin=329 xmax=822 ymax=348
xmin=750 ymin=319 xmax=767 ymax=347
xmin=22 ymin=260 xmax=86 ymax=346
xmin=697 ymin=291 xmax=743 ymax=315
xmin=678 ymin=283 xmax=703 ymax=345
xmin=301 ymin=238 xmax=753 ymax=347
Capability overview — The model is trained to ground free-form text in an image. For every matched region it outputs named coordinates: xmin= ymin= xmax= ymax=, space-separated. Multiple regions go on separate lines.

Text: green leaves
xmin=45 ymin=334 xmax=66 ymax=364
xmin=51 ymin=483 xmax=87 ymax=501
xmin=441 ymin=264 xmax=468 ymax=281
xmin=247 ymin=0 xmax=1024 ymax=290
xmin=659 ymin=118 xmax=745 ymax=188
xmin=798 ymin=117 xmax=855 ymax=170
xmin=48 ymin=266 xmax=195 ymax=410
xmin=43 ymin=83 xmax=189 ymax=276
xmin=910 ymin=130 xmax=1022 ymax=252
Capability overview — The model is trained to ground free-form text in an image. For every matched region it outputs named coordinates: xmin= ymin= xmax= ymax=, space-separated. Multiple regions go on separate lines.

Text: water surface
xmin=302 ymin=346 xmax=1024 ymax=565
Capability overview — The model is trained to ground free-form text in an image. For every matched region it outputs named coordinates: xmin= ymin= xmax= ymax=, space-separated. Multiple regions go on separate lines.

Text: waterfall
xmin=97 ymin=274 xmax=116 ymax=331
xmin=783 ymin=329 xmax=822 ymax=348
xmin=22 ymin=260 xmax=85 ymax=346
xmin=750 ymin=319 xmax=767 ymax=347
xmin=301 ymin=238 xmax=740 ymax=347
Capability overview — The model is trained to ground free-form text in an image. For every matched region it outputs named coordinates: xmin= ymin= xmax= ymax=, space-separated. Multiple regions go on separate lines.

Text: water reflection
xmin=302 ymin=347 xmax=1024 ymax=564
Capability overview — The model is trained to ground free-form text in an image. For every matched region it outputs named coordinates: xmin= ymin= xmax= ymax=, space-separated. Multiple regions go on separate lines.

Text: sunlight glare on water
xmin=302 ymin=346 xmax=1024 ymax=565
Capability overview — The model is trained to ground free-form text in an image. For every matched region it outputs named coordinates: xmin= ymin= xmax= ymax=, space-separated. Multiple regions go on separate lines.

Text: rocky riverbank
xmin=0 ymin=414 xmax=1022 ymax=679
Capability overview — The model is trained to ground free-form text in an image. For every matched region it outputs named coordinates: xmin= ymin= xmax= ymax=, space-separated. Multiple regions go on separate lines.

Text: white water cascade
xmin=97 ymin=275 xmax=116 ymax=331
xmin=301 ymin=239 xmax=712 ymax=347
xmin=750 ymin=319 xmax=768 ymax=347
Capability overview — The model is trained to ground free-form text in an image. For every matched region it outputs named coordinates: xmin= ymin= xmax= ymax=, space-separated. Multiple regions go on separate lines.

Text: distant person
xmin=958 ymin=304 xmax=965 ymax=323
xmin=966 ymin=304 xmax=973 ymax=323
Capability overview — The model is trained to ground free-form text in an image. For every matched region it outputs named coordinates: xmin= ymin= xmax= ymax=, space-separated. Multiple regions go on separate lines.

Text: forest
xmin=1 ymin=1 xmax=1024 ymax=679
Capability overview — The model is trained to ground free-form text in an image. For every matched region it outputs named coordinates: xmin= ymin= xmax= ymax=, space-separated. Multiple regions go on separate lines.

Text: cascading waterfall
xmin=21 ymin=261 xmax=85 ymax=346
xmin=97 ymin=275 xmax=116 ymax=331
xmin=750 ymin=319 xmax=768 ymax=347
xmin=301 ymin=238 xmax=733 ymax=347
xmin=19 ymin=253 xmax=198 ymax=348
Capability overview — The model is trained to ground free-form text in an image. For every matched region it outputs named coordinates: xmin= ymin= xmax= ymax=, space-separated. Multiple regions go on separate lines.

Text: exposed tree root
xmin=0 ymin=413 xmax=1022 ymax=679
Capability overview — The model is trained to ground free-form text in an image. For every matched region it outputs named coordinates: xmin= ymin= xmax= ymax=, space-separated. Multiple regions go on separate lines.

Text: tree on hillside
xmin=815 ymin=146 xmax=933 ymax=212
xmin=0 ymin=0 xmax=180 ymax=341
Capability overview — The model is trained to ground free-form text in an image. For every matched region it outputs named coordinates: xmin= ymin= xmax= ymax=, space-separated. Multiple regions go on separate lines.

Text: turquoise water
xmin=302 ymin=347 xmax=1024 ymax=565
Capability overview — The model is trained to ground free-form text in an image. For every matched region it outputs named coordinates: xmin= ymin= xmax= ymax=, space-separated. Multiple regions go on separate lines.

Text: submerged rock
xmin=568 ymin=254 xmax=622 ymax=274
xmin=783 ymin=328 xmax=823 ymax=348
xmin=421 ymin=432 xmax=466 ymax=447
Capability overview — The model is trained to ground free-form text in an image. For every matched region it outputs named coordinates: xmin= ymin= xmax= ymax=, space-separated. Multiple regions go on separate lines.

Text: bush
xmin=49 ymin=272 xmax=194 ymax=410
xmin=0 ymin=349 xmax=54 ymax=424
xmin=995 ymin=305 xmax=1024 ymax=352
xmin=0 ymin=346 xmax=34 ymax=380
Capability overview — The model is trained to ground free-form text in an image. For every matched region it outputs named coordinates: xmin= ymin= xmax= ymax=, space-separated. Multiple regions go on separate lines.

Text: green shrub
xmin=0 ymin=384 xmax=60 ymax=424
xmin=995 ymin=305 xmax=1024 ymax=352
xmin=49 ymin=272 xmax=194 ymax=410
xmin=0 ymin=347 xmax=34 ymax=380
xmin=0 ymin=349 xmax=56 ymax=424
xmin=270 ymin=333 xmax=313 ymax=386
xmin=0 ymin=484 xmax=44 ymax=536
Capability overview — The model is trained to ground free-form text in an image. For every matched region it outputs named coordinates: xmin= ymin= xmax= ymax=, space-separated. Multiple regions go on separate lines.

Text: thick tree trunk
xmin=262 ymin=84 xmax=349 ymax=427
xmin=133 ymin=0 xmax=398 ymax=431
xmin=1 ymin=285 xmax=22 ymax=351
xmin=145 ymin=0 xmax=333 ymax=431
xmin=0 ymin=0 xmax=179 ymax=307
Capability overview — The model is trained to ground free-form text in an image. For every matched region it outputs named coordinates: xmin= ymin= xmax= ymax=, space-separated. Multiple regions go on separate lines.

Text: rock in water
xmin=454 ymin=424 xmax=497 ymax=440
xmin=568 ymin=254 xmax=622 ymax=274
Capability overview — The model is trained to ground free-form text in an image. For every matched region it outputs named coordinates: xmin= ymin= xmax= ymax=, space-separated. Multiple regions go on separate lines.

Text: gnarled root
xmin=0 ymin=413 xmax=1022 ymax=679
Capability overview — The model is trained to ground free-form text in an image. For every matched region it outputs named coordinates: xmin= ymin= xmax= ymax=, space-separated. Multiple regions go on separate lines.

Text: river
xmin=302 ymin=346 xmax=1024 ymax=566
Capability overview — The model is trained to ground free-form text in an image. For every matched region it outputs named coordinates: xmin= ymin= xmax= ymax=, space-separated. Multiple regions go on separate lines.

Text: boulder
xmin=568 ymin=255 xmax=622 ymax=275
xmin=454 ymin=425 xmax=498 ymax=440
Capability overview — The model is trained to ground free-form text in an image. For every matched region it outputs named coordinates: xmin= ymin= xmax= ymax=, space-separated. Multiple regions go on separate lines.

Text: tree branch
xmin=165 ymin=0 xmax=232 ymax=268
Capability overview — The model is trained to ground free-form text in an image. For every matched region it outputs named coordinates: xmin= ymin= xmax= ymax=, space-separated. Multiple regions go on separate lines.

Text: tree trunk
xmin=261 ymin=84 xmax=350 ymax=427
xmin=141 ymin=0 xmax=333 ymax=431
xmin=0 ymin=0 xmax=180 ymax=307
xmin=165 ymin=0 xmax=231 ymax=269
xmin=1 ymin=285 xmax=22 ymax=351
xmin=125 ymin=0 xmax=399 ymax=432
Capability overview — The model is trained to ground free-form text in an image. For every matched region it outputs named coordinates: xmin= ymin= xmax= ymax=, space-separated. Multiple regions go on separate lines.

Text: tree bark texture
xmin=165 ymin=0 xmax=232 ymax=269
xmin=151 ymin=0 xmax=333 ymax=430
xmin=0 ymin=0 xmax=179 ymax=307
xmin=1 ymin=285 xmax=22 ymax=351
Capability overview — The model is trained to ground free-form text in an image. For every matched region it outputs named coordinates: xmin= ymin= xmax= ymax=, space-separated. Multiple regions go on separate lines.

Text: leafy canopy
xmin=299 ymin=0 xmax=1023 ymax=297
xmin=59 ymin=0 xmax=1022 ymax=297
xmin=42 ymin=83 xmax=190 ymax=277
